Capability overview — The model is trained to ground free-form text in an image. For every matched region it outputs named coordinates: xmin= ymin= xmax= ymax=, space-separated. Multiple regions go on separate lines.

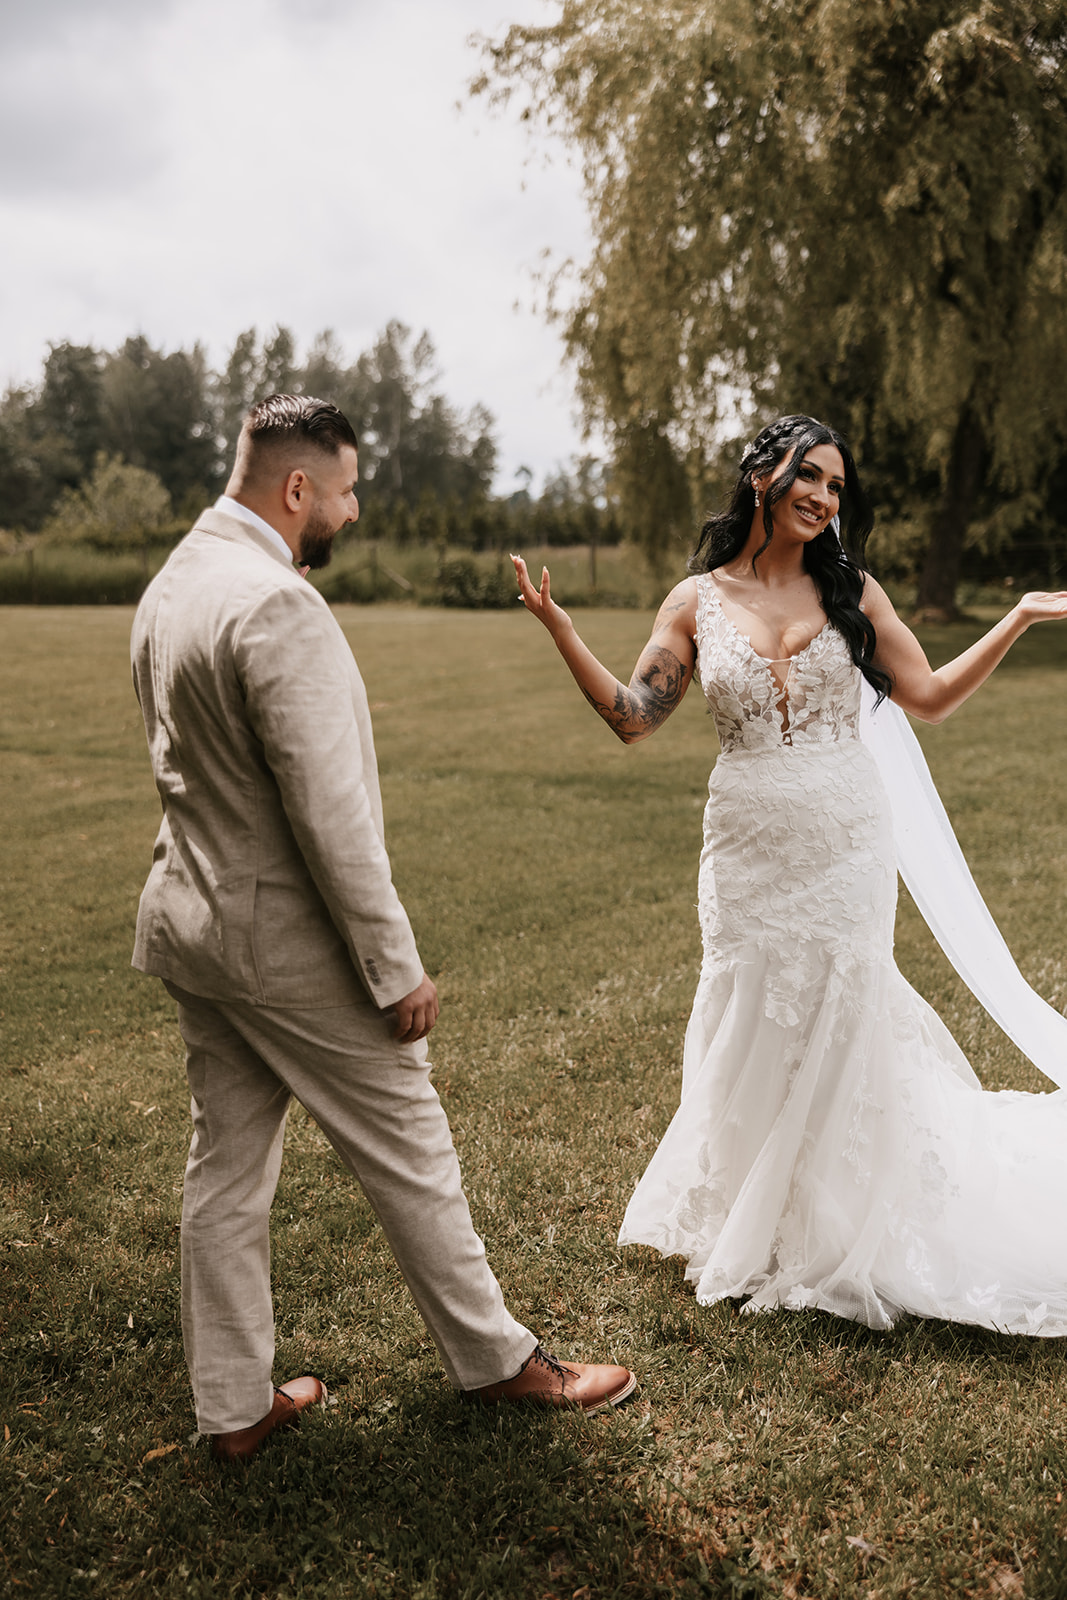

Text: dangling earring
xmin=754 ymin=487 xmax=761 ymax=509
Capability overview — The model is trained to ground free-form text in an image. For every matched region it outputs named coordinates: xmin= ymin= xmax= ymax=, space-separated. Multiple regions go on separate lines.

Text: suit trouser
xmin=165 ymin=982 xmax=535 ymax=1434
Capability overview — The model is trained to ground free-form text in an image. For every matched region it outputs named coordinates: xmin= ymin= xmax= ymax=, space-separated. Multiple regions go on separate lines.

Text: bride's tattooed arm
xmin=511 ymin=557 xmax=698 ymax=742
xmin=580 ymin=644 xmax=688 ymax=740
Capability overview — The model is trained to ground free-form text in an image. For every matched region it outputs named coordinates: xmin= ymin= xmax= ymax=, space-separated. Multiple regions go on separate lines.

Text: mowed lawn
xmin=2 ymin=601 xmax=1067 ymax=1600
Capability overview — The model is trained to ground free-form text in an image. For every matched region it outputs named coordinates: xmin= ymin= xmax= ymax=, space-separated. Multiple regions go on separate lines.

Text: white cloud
xmin=0 ymin=0 xmax=594 ymax=489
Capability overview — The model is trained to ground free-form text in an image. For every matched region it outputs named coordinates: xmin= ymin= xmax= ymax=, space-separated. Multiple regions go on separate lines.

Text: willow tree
xmin=478 ymin=0 xmax=1067 ymax=614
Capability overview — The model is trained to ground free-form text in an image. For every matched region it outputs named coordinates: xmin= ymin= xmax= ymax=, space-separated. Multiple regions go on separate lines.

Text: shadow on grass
xmin=8 ymin=1243 xmax=1067 ymax=1598
xmin=6 ymin=1377 xmax=732 ymax=1600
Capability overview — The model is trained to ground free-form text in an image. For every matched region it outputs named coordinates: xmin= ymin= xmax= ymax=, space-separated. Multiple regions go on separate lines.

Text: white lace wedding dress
xmin=618 ymin=573 xmax=1067 ymax=1335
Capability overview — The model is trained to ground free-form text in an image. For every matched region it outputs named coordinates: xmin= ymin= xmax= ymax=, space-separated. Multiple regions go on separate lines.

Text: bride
xmin=512 ymin=413 xmax=1067 ymax=1336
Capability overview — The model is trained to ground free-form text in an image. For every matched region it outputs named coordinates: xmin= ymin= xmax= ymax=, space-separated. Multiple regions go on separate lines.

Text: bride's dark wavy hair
xmin=689 ymin=414 xmax=892 ymax=704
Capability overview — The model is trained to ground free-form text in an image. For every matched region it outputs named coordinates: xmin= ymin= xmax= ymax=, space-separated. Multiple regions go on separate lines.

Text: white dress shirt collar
xmin=214 ymin=495 xmax=294 ymax=565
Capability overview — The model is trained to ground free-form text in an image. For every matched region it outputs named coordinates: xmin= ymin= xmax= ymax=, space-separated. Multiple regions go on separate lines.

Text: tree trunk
xmin=913 ymin=406 xmax=986 ymax=622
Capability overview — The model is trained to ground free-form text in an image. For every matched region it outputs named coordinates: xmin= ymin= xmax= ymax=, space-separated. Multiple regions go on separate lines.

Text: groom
xmin=130 ymin=394 xmax=635 ymax=1460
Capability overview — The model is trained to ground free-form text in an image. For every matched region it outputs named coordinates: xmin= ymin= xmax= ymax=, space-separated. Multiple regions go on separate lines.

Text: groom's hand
xmin=391 ymin=972 xmax=439 ymax=1042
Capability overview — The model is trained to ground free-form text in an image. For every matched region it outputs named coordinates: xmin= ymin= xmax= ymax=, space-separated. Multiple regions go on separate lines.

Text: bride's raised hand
xmin=1015 ymin=590 xmax=1067 ymax=623
xmin=866 ymin=575 xmax=1067 ymax=723
xmin=512 ymin=554 xmax=572 ymax=638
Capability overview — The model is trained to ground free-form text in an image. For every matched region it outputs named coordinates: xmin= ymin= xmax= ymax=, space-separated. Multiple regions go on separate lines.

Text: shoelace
xmin=526 ymin=1345 xmax=572 ymax=1384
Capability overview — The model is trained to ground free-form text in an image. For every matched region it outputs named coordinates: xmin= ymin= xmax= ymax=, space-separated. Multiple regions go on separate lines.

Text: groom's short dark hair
xmin=242 ymin=394 xmax=359 ymax=462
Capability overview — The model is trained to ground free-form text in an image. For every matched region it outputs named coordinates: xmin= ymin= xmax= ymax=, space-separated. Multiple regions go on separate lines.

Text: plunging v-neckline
xmin=704 ymin=576 xmax=831 ymax=676
xmin=702 ymin=576 xmax=834 ymax=741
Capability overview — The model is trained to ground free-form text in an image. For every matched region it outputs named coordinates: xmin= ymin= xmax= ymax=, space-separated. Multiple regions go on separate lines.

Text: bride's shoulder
xmin=859 ymin=573 xmax=894 ymax=617
xmin=650 ymin=576 xmax=699 ymax=649
xmin=656 ymin=575 xmax=700 ymax=621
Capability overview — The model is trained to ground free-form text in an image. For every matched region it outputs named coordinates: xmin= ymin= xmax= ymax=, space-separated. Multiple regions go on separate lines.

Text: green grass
xmin=2 ymin=604 xmax=1067 ymax=1598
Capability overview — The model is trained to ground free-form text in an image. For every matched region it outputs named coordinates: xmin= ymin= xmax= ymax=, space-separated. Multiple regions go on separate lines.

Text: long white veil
xmin=859 ymin=678 xmax=1067 ymax=1090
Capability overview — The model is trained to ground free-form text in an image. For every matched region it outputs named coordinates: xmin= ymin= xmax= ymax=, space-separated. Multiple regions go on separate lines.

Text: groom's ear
xmin=282 ymin=468 xmax=309 ymax=513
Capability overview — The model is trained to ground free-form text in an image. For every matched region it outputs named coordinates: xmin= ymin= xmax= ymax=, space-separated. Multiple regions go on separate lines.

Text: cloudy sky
xmin=0 ymin=0 xmax=593 ymax=491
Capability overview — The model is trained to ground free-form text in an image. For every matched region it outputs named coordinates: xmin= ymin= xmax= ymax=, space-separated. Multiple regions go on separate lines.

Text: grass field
xmin=2 ymin=602 xmax=1067 ymax=1599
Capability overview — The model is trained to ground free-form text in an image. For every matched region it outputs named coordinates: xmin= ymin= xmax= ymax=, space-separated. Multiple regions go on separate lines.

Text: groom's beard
xmin=297 ymin=507 xmax=345 ymax=570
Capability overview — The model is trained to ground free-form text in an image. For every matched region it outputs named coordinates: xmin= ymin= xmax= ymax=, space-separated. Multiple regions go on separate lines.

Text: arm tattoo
xmin=651 ymin=600 xmax=687 ymax=632
xmin=581 ymin=646 xmax=687 ymax=740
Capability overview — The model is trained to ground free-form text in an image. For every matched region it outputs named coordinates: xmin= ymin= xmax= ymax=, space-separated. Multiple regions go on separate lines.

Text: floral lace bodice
xmin=694 ymin=572 xmax=861 ymax=753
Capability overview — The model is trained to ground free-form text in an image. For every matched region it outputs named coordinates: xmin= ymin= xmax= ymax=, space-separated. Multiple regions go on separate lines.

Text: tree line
xmin=0 ymin=322 xmax=620 ymax=563
xmin=479 ymin=0 xmax=1067 ymax=617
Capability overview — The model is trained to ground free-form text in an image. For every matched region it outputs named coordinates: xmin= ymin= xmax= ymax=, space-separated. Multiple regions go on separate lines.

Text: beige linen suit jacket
xmin=131 ymin=506 xmax=424 ymax=1011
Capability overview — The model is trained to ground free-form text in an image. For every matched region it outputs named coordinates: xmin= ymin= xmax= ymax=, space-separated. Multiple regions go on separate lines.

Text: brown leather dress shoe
xmin=465 ymin=1345 xmax=637 ymax=1413
xmin=210 ymin=1375 xmax=328 ymax=1462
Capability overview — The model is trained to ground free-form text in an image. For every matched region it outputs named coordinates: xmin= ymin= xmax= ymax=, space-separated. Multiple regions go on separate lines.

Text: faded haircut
xmin=237 ymin=394 xmax=359 ymax=477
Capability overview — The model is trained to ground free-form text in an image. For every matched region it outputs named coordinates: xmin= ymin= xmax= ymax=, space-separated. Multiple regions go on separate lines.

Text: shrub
xmin=434 ymin=556 xmax=516 ymax=609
